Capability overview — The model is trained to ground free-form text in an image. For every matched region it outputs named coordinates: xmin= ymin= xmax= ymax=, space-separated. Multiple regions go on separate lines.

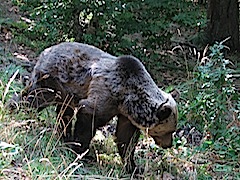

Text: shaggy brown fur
xmin=13 ymin=42 xmax=179 ymax=173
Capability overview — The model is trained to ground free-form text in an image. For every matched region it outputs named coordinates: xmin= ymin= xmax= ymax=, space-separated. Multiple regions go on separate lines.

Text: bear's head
xmin=148 ymin=89 xmax=180 ymax=148
xmin=17 ymin=71 xmax=63 ymax=110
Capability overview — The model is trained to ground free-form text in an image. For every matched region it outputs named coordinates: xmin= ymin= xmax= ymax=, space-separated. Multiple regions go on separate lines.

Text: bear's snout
xmin=152 ymin=132 xmax=173 ymax=149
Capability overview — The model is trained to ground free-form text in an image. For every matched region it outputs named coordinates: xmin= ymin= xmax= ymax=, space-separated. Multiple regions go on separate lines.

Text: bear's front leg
xmin=72 ymin=110 xmax=96 ymax=154
xmin=115 ymin=114 xmax=140 ymax=173
xmin=56 ymin=105 xmax=74 ymax=142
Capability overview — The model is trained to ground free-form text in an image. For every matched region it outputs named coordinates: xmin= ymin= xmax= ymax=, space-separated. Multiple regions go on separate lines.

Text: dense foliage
xmin=12 ymin=0 xmax=205 ymax=56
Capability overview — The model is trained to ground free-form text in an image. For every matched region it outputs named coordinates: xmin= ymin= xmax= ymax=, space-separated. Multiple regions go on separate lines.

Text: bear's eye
xmin=156 ymin=106 xmax=172 ymax=121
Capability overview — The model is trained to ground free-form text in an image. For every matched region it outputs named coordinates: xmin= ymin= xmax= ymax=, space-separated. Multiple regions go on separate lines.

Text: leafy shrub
xmin=179 ymin=40 xmax=239 ymax=139
xmin=175 ymin=49 xmax=239 ymax=178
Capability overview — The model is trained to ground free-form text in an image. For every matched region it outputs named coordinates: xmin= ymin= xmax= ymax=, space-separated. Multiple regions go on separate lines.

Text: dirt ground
xmin=0 ymin=0 xmax=36 ymax=63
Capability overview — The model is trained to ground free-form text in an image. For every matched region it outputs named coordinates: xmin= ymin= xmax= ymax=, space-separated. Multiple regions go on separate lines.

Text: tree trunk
xmin=207 ymin=0 xmax=239 ymax=52
xmin=72 ymin=8 xmax=83 ymax=42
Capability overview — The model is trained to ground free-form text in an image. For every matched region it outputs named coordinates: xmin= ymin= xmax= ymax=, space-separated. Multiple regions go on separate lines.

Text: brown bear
xmin=13 ymin=42 xmax=179 ymax=172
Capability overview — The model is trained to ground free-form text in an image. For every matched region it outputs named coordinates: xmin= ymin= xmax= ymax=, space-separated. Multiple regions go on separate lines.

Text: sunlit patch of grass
xmin=0 ymin=107 xmax=126 ymax=179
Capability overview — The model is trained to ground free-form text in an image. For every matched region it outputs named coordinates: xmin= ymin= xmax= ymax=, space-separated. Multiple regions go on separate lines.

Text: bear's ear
xmin=156 ymin=105 xmax=172 ymax=121
xmin=170 ymin=89 xmax=180 ymax=101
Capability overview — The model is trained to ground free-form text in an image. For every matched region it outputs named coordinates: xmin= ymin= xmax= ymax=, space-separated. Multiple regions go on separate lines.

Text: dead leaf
xmin=21 ymin=17 xmax=32 ymax=23
xmin=5 ymin=31 xmax=12 ymax=40
xmin=8 ymin=6 xmax=19 ymax=13
xmin=162 ymin=172 xmax=175 ymax=180
xmin=13 ymin=52 xmax=29 ymax=61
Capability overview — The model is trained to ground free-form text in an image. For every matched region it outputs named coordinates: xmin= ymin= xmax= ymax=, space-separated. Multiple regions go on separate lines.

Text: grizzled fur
xmin=14 ymin=42 xmax=179 ymax=172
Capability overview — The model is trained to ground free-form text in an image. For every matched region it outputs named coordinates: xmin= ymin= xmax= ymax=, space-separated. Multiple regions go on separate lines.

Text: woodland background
xmin=0 ymin=0 xmax=239 ymax=179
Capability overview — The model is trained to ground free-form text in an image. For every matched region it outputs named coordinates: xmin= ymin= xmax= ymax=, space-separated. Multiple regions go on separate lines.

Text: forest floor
xmin=0 ymin=0 xmax=36 ymax=62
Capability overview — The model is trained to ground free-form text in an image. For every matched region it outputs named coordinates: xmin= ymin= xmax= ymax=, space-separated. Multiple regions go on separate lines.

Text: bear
xmin=12 ymin=42 xmax=179 ymax=173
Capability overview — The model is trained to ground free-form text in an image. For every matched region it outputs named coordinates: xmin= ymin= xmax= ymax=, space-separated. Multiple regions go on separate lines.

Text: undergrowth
xmin=176 ymin=40 xmax=240 ymax=179
xmin=180 ymin=40 xmax=239 ymax=131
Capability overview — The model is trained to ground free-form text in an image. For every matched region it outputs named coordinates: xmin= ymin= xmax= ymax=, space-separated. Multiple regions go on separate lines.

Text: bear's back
xmin=35 ymin=42 xmax=116 ymax=76
xmin=30 ymin=42 xmax=117 ymax=99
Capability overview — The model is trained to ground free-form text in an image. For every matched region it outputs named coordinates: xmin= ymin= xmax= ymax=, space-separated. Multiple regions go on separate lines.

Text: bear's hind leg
xmin=115 ymin=114 xmax=140 ymax=173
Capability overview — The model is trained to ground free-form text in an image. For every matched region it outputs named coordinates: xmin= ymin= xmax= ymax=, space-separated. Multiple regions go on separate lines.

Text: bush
xmin=179 ymin=40 xmax=239 ymax=139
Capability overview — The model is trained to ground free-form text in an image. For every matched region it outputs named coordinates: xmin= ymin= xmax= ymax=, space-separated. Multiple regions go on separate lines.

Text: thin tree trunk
xmin=73 ymin=9 xmax=83 ymax=42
